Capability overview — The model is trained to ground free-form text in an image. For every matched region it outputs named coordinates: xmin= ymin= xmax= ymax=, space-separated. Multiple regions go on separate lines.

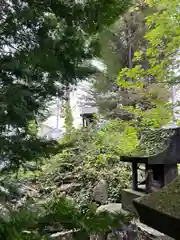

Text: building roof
xmin=121 ymin=126 xmax=180 ymax=164
xmin=80 ymin=106 xmax=98 ymax=116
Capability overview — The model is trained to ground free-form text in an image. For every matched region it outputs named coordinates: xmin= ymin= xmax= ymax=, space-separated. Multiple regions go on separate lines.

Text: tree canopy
xmin=0 ymin=0 xmax=180 ymax=239
xmin=116 ymin=0 xmax=180 ymax=129
xmin=84 ymin=1 xmax=170 ymax=123
xmin=0 ymin=0 xmax=131 ymax=170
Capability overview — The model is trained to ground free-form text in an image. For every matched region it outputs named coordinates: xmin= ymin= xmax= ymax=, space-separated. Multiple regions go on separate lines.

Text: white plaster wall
xmin=39 ymin=59 xmax=105 ymax=139
xmin=38 ymin=80 xmax=95 ymax=139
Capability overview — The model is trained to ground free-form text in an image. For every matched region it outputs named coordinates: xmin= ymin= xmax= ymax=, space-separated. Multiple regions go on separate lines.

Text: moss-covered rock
xmin=136 ymin=176 xmax=180 ymax=219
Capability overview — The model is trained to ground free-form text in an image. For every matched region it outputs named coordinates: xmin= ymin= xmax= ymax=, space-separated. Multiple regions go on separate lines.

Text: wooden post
xmin=82 ymin=117 xmax=85 ymax=127
xmin=132 ymin=162 xmax=138 ymax=190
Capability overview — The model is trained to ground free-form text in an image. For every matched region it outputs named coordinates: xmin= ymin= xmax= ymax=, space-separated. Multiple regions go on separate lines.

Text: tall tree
xmin=63 ymin=87 xmax=74 ymax=132
xmin=117 ymin=0 xmax=180 ymax=128
xmin=0 ymin=0 xmax=131 ymax=170
xmin=83 ymin=1 xmax=170 ymax=123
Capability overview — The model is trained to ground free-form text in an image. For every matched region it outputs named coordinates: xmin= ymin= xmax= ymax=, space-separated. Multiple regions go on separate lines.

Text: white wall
xmin=38 ymin=80 xmax=96 ymax=139
xmin=38 ymin=59 xmax=105 ymax=139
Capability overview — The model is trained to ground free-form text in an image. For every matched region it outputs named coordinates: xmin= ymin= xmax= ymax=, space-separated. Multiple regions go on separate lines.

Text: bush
xmin=0 ymin=121 xmax=135 ymax=239
xmin=0 ymin=196 xmax=133 ymax=240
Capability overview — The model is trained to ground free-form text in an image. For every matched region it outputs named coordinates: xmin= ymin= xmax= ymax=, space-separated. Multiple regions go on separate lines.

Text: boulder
xmin=92 ymin=179 xmax=108 ymax=204
xmin=96 ymin=203 xmax=128 ymax=216
xmin=96 ymin=204 xmax=133 ymax=230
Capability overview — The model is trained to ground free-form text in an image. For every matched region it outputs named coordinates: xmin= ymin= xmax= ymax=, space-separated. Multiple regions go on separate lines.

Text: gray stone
xmin=59 ymin=183 xmax=81 ymax=193
xmin=107 ymin=231 xmax=130 ymax=240
xmin=62 ymin=174 xmax=78 ymax=184
xmin=135 ymin=221 xmax=174 ymax=239
xmin=39 ymin=186 xmax=56 ymax=194
xmin=136 ymin=222 xmax=165 ymax=236
xmin=54 ymin=173 xmax=78 ymax=184
xmin=0 ymin=204 xmax=10 ymax=221
xmin=49 ymin=231 xmax=74 ymax=240
xmin=96 ymin=203 xmax=128 ymax=216
xmin=92 ymin=179 xmax=108 ymax=204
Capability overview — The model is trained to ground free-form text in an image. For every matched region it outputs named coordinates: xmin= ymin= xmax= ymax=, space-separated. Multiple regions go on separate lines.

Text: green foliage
xmin=99 ymin=2 xmax=152 ymax=78
xmin=0 ymin=208 xmax=39 ymax=240
xmin=144 ymin=0 xmax=180 ymax=81
xmin=27 ymin=120 xmax=38 ymax=137
xmin=0 ymin=195 xmax=133 ymax=240
xmin=98 ymin=120 xmax=139 ymax=155
xmin=3 ymin=1 xmax=179 ymax=238
xmin=88 ymin=2 xmax=170 ymax=123
xmin=60 ymin=124 xmax=132 ymax=202
xmin=0 ymin=0 xmax=131 ymax=170
xmin=114 ymin=1 xmax=179 ymax=133
xmin=116 ymin=0 xmax=180 ymax=129
xmin=64 ymin=100 xmax=74 ymax=132
xmin=14 ymin=123 xmax=132 ymax=204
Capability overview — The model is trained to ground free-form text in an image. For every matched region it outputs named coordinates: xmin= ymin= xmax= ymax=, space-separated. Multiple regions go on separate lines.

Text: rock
xmin=59 ymin=183 xmax=81 ymax=193
xmin=10 ymin=199 xmax=17 ymax=204
xmin=92 ymin=179 xmax=108 ymax=204
xmin=0 ymin=186 xmax=9 ymax=196
xmin=96 ymin=203 xmax=133 ymax=236
xmin=17 ymin=183 xmax=39 ymax=199
xmin=39 ymin=186 xmax=56 ymax=194
xmin=96 ymin=204 xmax=135 ymax=239
xmin=45 ymin=223 xmax=63 ymax=234
xmin=0 ymin=204 xmax=10 ymax=221
xmin=62 ymin=176 xmax=78 ymax=184
xmin=91 ymin=233 xmax=108 ymax=240
xmin=54 ymin=174 xmax=67 ymax=183
xmin=49 ymin=231 xmax=74 ymax=240
xmin=96 ymin=203 xmax=128 ymax=216
xmin=107 ymin=231 xmax=131 ymax=240
xmin=54 ymin=173 xmax=78 ymax=184
xmin=49 ymin=230 xmax=82 ymax=240
xmin=135 ymin=221 xmax=174 ymax=239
